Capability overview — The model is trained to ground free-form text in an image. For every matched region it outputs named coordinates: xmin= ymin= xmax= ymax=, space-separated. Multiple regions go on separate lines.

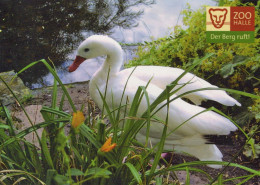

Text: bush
xmin=126 ymin=1 xmax=260 ymax=127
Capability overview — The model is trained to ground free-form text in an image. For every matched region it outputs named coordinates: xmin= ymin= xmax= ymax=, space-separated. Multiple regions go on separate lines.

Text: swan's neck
xmin=100 ymin=52 xmax=123 ymax=75
xmin=89 ymin=50 xmax=123 ymax=106
xmin=90 ymin=50 xmax=123 ymax=88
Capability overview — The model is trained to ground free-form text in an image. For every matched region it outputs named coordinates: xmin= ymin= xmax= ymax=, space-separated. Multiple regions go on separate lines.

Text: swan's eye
xmin=84 ymin=48 xmax=89 ymax=52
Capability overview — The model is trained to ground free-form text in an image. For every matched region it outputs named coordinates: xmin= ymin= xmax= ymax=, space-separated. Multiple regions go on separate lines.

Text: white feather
xmin=70 ymin=35 xmax=240 ymax=168
xmin=122 ymin=66 xmax=241 ymax=106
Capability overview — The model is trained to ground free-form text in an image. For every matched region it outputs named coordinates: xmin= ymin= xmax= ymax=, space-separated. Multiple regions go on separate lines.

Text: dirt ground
xmin=9 ymin=81 xmax=259 ymax=185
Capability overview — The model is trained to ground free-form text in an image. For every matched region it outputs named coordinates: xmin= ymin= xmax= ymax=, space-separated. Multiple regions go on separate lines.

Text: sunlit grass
xmin=0 ymin=58 xmax=259 ymax=184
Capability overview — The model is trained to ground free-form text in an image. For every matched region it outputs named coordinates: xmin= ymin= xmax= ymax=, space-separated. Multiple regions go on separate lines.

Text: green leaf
xmin=0 ymin=76 xmax=40 ymax=142
xmin=219 ymin=63 xmax=234 ymax=78
xmin=155 ymin=177 xmax=163 ymax=185
xmin=125 ymin=163 xmax=143 ymax=185
xmin=66 ymin=168 xmax=84 ymax=176
xmin=14 ymin=59 xmax=76 ymax=112
xmin=41 ymin=129 xmax=54 ymax=169
xmin=41 ymin=106 xmax=70 ymax=118
xmin=1 ymin=105 xmax=15 ymax=135
xmin=236 ymin=174 xmax=257 ymax=185
xmin=219 ymin=55 xmax=249 ymax=78
xmin=79 ymin=124 xmax=118 ymax=165
xmin=24 ymin=142 xmax=42 ymax=176
xmin=53 ymin=174 xmax=71 ymax=185
xmin=185 ymin=166 xmax=190 ymax=185
xmin=84 ymin=167 xmax=112 ymax=178
xmin=218 ymin=0 xmax=224 ymax=6
xmin=0 ymin=124 xmax=11 ymax=130
xmin=243 ymin=138 xmax=260 ymax=159
xmin=46 ymin=169 xmax=57 ymax=185
xmin=151 ymin=161 xmax=260 ymax=177
xmin=255 ymin=112 xmax=260 ymax=120
xmin=217 ymin=174 xmax=223 ymax=185
xmin=233 ymin=55 xmax=248 ymax=65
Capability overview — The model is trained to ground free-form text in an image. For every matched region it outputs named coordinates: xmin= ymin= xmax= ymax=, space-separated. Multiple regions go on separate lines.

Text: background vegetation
xmin=127 ymin=1 xmax=260 ymax=159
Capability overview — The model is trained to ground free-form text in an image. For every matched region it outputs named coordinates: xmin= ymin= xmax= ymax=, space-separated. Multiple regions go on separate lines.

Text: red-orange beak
xmin=68 ymin=56 xmax=86 ymax=72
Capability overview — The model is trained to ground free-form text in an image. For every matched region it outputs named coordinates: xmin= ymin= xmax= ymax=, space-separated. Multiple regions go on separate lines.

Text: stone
xmin=0 ymin=70 xmax=32 ymax=106
xmin=13 ymin=105 xmax=44 ymax=147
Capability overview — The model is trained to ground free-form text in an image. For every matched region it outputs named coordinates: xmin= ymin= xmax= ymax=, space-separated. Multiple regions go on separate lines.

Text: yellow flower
xmin=100 ymin=137 xmax=116 ymax=152
xmin=71 ymin=111 xmax=85 ymax=129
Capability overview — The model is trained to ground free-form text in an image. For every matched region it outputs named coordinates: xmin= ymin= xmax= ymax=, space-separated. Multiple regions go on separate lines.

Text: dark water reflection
xmin=1 ymin=0 xmax=216 ymax=89
xmin=0 ymin=0 xmax=154 ymax=88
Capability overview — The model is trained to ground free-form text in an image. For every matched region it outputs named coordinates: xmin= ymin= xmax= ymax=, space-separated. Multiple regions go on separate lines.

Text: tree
xmin=0 ymin=0 xmax=154 ymax=87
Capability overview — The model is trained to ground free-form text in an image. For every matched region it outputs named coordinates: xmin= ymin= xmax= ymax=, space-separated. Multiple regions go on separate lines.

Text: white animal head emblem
xmin=209 ymin=8 xmax=228 ymax=28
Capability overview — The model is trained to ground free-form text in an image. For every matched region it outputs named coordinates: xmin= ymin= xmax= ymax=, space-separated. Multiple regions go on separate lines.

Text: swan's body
xmin=69 ymin=35 xmax=240 ymax=168
xmin=119 ymin=66 xmax=240 ymax=106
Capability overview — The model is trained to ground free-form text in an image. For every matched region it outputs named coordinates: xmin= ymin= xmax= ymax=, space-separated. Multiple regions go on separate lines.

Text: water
xmin=0 ymin=0 xmax=216 ymax=89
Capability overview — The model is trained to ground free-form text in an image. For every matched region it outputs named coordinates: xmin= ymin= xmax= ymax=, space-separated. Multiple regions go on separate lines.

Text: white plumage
xmin=69 ymin=35 xmax=240 ymax=168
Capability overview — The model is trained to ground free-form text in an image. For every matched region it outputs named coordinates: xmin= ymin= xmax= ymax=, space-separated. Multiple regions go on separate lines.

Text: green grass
xmin=0 ymin=58 xmax=259 ymax=185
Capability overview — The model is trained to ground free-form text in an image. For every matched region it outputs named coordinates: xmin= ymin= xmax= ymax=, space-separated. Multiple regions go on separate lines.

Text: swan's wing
xmin=106 ymin=75 xmax=237 ymax=139
xmin=121 ymin=66 xmax=241 ymax=106
xmin=103 ymin=75 xmax=236 ymax=168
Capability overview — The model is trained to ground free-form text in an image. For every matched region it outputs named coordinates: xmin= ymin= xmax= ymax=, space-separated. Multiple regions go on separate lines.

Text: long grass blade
xmin=148 ymin=86 xmax=170 ymax=180
xmin=159 ymin=161 xmax=260 ymax=176
xmin=125 ymin=162 xmax=143 ymax=185
xmin=24 ymin=142 xmax=42 ymax=175
xmin=0 ymin=121 xmax=54 ymax=149
xmin=0 ymin=170 xmax=45 ymax=185
xmin=79 ymin=124 xmax=119 ymax=165
xmin=41 ymin=129 xmax=54 ymax=169
xmin=0 ymin=76 xmax=41 ymax=142
xmin=185 ymin=166 xmax=190 ymax=185
xmin=1 ymin=104 xmax=15 ymax=136
xmin=13 ymin=59 xmax=76 ymax=112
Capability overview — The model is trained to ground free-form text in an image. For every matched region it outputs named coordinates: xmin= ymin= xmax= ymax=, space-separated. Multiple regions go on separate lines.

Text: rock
xmin=176 ymin=171 xmax=208 ymax=184
xmin=13 ymin=105 xmax=44 ymax=147
xmin=0 ymin=70 xmax=32 ymax=106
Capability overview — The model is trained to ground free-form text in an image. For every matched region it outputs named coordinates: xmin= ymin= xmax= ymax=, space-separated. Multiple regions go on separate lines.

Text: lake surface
xmin=0 ymin=0 xmax=216 ymax=89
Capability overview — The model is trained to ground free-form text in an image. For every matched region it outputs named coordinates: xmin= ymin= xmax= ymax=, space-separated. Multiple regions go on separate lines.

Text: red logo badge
xmin=206 ymin=6 xmax=255 ymax=43
xmin=230 ymin=7 xmax=255 ymax=31
xmin=209 ymin=8 xmax=228 ymax=29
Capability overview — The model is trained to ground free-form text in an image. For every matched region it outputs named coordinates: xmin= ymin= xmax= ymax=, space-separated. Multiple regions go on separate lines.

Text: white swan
xmin=69 ymin=35 xmax=240 ymax=168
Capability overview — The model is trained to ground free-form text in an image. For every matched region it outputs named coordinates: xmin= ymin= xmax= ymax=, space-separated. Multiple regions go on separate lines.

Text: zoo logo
xmin=206 ymin=6 xmax=255 ymax=43
xmin=206 ymin=7 xmax=231 ymax=31
xmin=208 ymin=8 xmax=228 ymax=29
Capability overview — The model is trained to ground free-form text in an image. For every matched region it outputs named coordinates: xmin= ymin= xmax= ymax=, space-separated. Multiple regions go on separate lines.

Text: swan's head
xmin=69 ymin=35 xmax=122 ymax=72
